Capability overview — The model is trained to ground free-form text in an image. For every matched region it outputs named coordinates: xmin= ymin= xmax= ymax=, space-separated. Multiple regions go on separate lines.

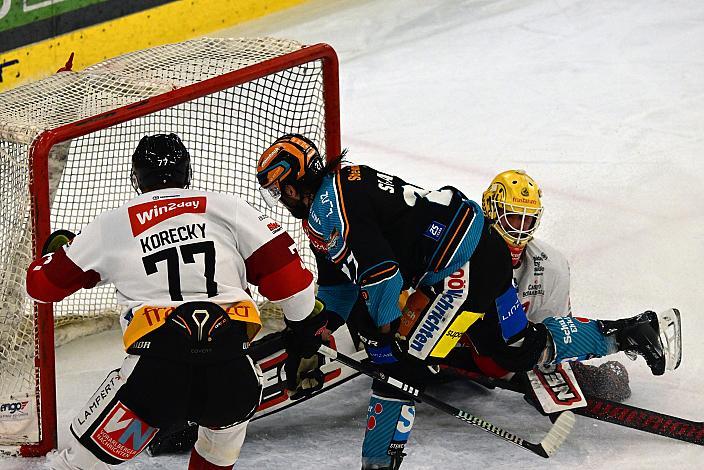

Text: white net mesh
xmin=0 ymin=37 xmax=332 ymax=449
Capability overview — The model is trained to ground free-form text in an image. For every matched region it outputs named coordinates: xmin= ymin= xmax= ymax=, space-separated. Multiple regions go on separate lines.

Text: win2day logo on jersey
xmin=128 ymin=197 xmax=206 ymax=236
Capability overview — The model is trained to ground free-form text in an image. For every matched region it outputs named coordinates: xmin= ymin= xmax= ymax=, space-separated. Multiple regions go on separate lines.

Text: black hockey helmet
xmin=131 ymin=133 xmax=192 ymax=193
xmin=256 ymin=134 xmax=325 ymax=215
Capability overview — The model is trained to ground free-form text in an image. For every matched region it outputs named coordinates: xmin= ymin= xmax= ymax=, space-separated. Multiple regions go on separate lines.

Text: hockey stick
xmin=318 ymin=345 xmax=575 ymax=458
xmin=443 ymin=366 xmax=704 ymax=446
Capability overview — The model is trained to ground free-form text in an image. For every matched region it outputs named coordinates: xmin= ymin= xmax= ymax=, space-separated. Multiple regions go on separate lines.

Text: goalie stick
xmin=318 ymin=345 xmax=575 ymax=458
xmin=443 ymin=365 xmax=704 ymax=446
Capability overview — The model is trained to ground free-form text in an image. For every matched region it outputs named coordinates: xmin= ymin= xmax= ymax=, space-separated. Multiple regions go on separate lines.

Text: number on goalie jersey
xmin=26 ymin=133 xmax=315 ymax=470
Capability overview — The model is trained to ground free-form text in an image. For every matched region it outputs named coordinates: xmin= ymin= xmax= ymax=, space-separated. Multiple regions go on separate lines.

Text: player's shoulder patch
xmin=306 ymin=175 xmax=348 ymax=262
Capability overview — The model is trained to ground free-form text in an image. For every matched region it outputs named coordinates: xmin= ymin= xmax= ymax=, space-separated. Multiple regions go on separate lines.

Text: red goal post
xmin=0 ymin=37 xmax=340 ymax=457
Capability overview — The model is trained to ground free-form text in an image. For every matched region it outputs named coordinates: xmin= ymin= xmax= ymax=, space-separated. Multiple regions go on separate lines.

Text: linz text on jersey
xmin=140 ymin=223 xmax=206 ymax=253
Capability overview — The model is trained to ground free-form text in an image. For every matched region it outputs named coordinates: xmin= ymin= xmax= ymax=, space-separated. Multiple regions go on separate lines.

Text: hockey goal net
xmin=0 ymin=37 xmax=340 ymax=456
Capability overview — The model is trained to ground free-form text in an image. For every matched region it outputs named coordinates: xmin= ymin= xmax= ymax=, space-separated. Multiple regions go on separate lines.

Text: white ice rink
xmin=2 ymin=0 xmax=703 ymax=468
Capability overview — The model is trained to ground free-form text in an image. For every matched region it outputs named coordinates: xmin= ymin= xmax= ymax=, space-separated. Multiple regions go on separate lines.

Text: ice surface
xmin=2 ymin=0 xmax=703 ymax=468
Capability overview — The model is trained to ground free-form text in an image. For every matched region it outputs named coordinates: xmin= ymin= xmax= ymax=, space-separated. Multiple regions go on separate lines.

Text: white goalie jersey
xmin=512 ymin=238 xmax=571 ymax=322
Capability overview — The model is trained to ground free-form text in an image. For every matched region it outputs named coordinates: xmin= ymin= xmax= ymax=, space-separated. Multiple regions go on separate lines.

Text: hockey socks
xmin=188 ymin=448 xmax=234 ymax=470
xmin=541 ymin=316 xmax=617 ymax=363
xmin=362 ymin=394 xmax=415 ymax=469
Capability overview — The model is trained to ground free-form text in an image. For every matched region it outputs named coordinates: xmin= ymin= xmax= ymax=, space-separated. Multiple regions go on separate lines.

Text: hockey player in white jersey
xmin=483 ymin=169 xmax=571 ymax=322
xmin=26 ymin=134 xmax=320 ymax=470
xmin=444 ymin=169 xmax=631 ymax=401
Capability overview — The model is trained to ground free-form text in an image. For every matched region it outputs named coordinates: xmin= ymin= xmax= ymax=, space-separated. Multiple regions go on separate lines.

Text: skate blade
xmin=658 ymin=308 xmax=682 ymax=371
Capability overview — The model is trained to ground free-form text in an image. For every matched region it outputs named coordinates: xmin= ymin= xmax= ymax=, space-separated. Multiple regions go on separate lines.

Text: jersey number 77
xmin=142 ymin=241 xmax=218 ymax=301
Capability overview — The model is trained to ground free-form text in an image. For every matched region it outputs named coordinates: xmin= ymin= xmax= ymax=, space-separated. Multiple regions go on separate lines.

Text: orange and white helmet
xmin=482 ymin=169 xmax=543 ymax=265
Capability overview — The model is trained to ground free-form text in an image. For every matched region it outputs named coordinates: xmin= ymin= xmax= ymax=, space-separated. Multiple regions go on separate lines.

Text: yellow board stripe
xmin=0 ymin=0 xmax=310 ymax=92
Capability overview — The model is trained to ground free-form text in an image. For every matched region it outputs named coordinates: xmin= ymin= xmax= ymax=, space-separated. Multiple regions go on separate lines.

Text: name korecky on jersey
xmin=128 ymin=196 xmax=207 ymax=236
xmin=139 ymin=223 xmax=206 ymax=253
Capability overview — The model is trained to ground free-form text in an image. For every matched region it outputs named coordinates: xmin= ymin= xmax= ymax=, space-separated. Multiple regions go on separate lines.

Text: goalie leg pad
xmin=542 ymin=316 xmax=616 ymax=363
xmin=362 ymin=394 xmax=415 ymax=469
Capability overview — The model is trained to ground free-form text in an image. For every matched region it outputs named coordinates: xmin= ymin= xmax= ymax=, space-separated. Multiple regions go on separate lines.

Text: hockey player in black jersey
xmin=256 ymin=134 xmax=683 ymax=470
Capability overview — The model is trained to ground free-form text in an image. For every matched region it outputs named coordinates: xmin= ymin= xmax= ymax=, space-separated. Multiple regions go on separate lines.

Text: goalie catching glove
xmin=284 ymin=299 xmax=338 ymax=400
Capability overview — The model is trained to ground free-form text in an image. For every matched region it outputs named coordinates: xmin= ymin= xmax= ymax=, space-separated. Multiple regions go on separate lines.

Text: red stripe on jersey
xmin=26 ymin=248 xmax=101 ymax=303
xmin=245 ymin=232 xmax=300 ymax=284
xmin=257 ymin=259 xmax=313 ymax=301
xmin=128 ymin=196 xmax=206 ymax=236
xmin=245 ymin=232 xmax=313 ymax=301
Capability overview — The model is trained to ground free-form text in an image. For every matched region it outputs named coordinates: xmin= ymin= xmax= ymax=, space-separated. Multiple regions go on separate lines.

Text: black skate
xmin=598 ymin=308 xmax=682 ymax=376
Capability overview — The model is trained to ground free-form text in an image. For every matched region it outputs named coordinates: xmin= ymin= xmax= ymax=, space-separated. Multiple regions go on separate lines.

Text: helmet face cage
xmin=257 ymin=160 xmax=291 ymax=208
xmin=482 ymin=169 xmax=543 ymax=248
xmin=491 ymin=199 xmax=543 ymax=247
xmin=131 ymin=133 xmax=191 ymax=194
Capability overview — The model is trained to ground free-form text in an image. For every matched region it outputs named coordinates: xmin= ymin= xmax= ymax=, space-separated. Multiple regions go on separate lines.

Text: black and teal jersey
xmin=303 ymin=165 xmax=484 ymax=327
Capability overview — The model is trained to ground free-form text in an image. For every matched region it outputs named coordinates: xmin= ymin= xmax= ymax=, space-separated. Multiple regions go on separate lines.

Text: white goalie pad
xmin=253 ymin=325 xmax=365 ymax=420
xmin=658 ymin=308 xmax=682 ymax=372
xmin=527 ymin=362 xmax=587 ymax=414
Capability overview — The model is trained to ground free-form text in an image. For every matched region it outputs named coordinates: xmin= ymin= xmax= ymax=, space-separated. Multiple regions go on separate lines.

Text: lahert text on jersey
xmin=139 ymin=223 xmax=206 ymax=253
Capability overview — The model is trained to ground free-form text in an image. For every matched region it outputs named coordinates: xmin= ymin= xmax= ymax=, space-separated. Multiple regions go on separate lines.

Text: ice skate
xmin=599 ymin=308 xmax=682 ymax=376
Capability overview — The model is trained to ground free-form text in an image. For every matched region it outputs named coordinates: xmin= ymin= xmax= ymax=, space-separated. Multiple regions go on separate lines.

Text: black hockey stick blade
xmin=319 ymin=345 xmax=574 ymax=458
xmin=443 ymin=366 xmax=704 ymax=446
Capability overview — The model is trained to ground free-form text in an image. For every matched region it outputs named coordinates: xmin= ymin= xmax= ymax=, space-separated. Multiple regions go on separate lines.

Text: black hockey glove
xmin=357 ymin=321 xmax=405 ymax=366
xmin=284 ymin=299 xmax=330 ymax=400
xmin=41 ymin=229 xmax=76 ymax=256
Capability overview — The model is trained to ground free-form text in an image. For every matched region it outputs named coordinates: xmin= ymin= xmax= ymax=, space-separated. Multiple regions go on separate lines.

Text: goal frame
xmin=21 ymin=43 xmax=340 ymax=457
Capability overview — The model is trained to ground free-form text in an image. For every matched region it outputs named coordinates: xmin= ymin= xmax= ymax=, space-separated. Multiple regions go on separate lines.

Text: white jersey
xmin=34 ymin=188 xmax=314 ymax=337
xmin=513 ymin=238 xmax=571 ymax=322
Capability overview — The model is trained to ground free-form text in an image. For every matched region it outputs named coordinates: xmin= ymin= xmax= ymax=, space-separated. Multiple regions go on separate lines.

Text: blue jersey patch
xmin=423 ymin=221 xmax=446 ymax=241
xmin=496 ymin=284 xmax=528 ymax=341
xmin=306 ymin=175 xmax=348 ymax=263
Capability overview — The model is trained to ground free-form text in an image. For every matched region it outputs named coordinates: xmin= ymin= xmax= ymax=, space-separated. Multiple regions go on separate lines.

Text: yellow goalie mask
xmin=482 ymin=169 xmax=543 ymax=265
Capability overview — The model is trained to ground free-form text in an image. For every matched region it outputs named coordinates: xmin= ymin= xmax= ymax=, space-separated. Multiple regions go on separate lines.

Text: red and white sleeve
xmin=235 ymin=200 xmax=314 ymax=321
xmin=26 ymin=247 xmax=101 ymax=303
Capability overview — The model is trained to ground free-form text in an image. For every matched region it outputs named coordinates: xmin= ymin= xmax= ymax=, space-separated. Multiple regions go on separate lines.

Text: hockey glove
xmin=41 ymin=229 xmax=76 ymax=256
xmin=358 ymin=323 xmax=405 ymax=366
xmin=284 ymin=299 xmax=330 ymax=400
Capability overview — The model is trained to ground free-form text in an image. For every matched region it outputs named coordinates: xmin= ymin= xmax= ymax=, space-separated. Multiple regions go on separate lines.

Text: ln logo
xmin=91 ymin=401 xmax=158 ymax=461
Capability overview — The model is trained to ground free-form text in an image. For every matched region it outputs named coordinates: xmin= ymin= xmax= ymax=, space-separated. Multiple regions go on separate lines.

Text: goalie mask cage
xmin=0 ymin=37 xmax=340 ymax=457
